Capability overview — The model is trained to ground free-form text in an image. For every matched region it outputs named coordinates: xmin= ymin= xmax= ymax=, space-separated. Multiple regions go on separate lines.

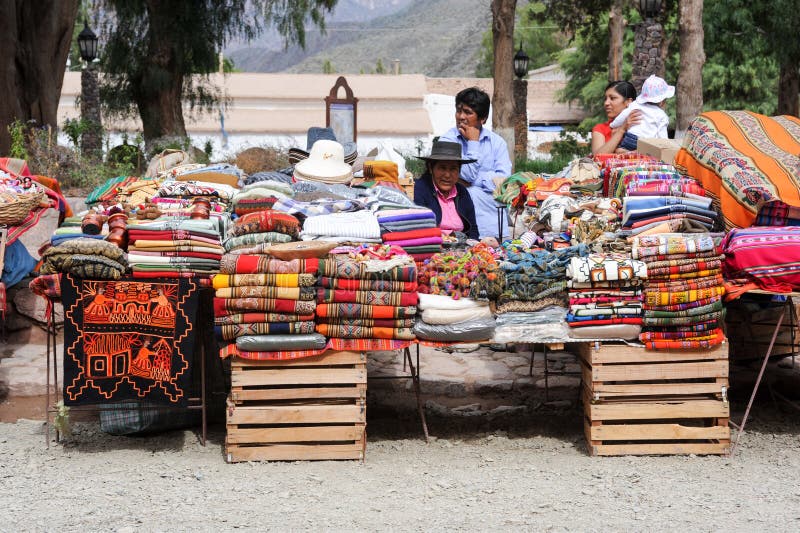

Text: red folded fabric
xmin=567 ymin=317 xmax=643 ymax=327
xmin=382 ymin=227 xmax=443 ymax=242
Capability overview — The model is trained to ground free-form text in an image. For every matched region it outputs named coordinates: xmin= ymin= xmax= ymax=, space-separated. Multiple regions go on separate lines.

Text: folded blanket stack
xmin=376 ymin=208 xmax=441 ymax=262
xmin=594 ymin=152 xmax=658 ymax=197
xmin=565 ymin=253 xmax=647 ymax=340
xmin=722 ymin=226 xmax=800 ymax=293
xmin=39 ymin=238 xmax=129 ymax=280
xmin=213 ymin=254 xmax=326 ymax=353
xmin=416 ymin=243 xmax=503 ymax=302
xmin=315 ymin=254 xmax=418 ymax=340
xmin=231 ymin=180 xmax=293 ymax=217
xmin=622 ymin=178 xmax=716 ymax=235
xmin=633 ymin=233 xmax=726 ymax=350
xmin=127 ymin=218 xmax=224 ymax=278
xmin=413 ymin=293 xmax=495 ymax=342
xmin=300 ymin=210 xmax=383 ymax=246
xmin=223 ymin=210 xmax=301 ymax=254
xmin=496 ymin=242 xmax=589 ymax=315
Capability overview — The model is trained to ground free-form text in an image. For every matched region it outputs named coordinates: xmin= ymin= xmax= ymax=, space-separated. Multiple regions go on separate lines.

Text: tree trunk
xmin=608 ymin=0 xmax=625 ymax=82
xmin=137 ymin=0 xmax=188 ymax=144
xmin=0 ymin=1 xmax=79 ymax=154
xmin=675 ymin=0 xmax=705 ymax=138
xmin=491 ymin=0 xmax=517 ymax=166
xmin=778 ymin=63 xmax=800 ymax=117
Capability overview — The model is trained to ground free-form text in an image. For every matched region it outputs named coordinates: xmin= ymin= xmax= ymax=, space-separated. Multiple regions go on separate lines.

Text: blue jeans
xmin=619 ymin=132 xmax=638 ymax=151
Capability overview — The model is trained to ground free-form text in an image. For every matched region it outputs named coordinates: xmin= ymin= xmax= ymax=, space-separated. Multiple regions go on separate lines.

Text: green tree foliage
xmin=322 ymin=59 xmax=335 ymax=74
xmin=703 ymin=0 xmax=778 ymax=114
xmin=475 ymin=3 xmax=568 ymax=78
xmin=98 ymin=0 xmax=337 ymax=141
xmin=375 ymin=58 xmax=386 ymax=74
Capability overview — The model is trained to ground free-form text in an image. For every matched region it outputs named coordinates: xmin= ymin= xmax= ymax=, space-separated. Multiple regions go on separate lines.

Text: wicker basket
xmin=0 ymin=189 xmax=44 ymax=226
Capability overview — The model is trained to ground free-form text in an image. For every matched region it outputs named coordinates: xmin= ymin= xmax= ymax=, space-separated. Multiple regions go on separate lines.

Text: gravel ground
xmin=1 ymin=403 xmax=799 ymax=532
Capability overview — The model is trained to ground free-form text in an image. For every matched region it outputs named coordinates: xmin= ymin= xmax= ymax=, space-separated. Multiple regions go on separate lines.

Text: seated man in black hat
xmin=413 ymin=140 xmax=479 ymax=240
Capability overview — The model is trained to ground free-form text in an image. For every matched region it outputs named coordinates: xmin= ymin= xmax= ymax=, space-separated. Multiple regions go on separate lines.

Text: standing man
xmin=440 ymin=87 xmax=512 ymax=241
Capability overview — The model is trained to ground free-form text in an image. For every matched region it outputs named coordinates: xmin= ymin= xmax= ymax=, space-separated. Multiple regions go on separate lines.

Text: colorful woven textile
xmin=674 ymin=111 xmax=800 ymax=229
xmin=643 ymin=285 xmax=725 ymax=307
xmin=315 ymin=288 xmax=418 ymax=306
xmin=230 ymin=210 xmax=300 ymax=238
xmin=316 ymin=303 xmax=417 ymax=319
xmin=29 ymin=273 xmax=62 ymax=299
xmin=211 ymin=273 xmax=315 ymax=288
xmin=215 ymin=286 xmax=315 ymax=300
xmin=567 ymin=254 xmax=647 ymax=283
xmin=215 ymin=321 xmax=315 ymax=340
xmin=755 ymin=202 xmax=800 ymax=226
xmin=214 ymin=312 xmax=314 ymax=325
xmin=382 ymin=228 xmax=443 ymax=241
xmin=566 ymin=317 xmax=642 ymax=327
xmin=315 ymin=323 xmax=415 ymax=340
xmin=641 ymin=334 xmax=725 ymax=350
xmin=219 ymin=255 xmax=319 ymax=274
xmin=61 ymin=275 xmax=199 ymax=406
xmin=722 ymin=226 xmax=800 ymax=292
xmin=213 ymin=297 xmax=316 ymax=315
xmin=315 ymin=317 xmax=415 ymax=328
xmin=318 ymin=276 xmax=417 ymax=292
xmin=631 ymin=233 xmax=717 ymax=259
xmin=223 ymin=232 xmax=293 ymax=252
xmin=642 ymin=310 xmax=725 ymax=326
xmin=318 ymin=255 xmax=416 ymax=281
xmin=640 ymin=327 xmax=724 ymax=341
xmin=233 ymin=197 xmax=278 ymax=216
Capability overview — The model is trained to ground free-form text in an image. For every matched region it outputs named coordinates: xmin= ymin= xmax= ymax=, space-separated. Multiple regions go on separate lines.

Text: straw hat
xmin=293 ymin=140 xmax=353 ymax=185
xmin=289 ymin=127 xmax=357 ymax=166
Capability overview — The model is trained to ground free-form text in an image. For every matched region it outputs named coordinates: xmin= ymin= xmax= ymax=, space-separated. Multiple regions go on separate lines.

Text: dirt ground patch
xmin=1 ymin=397 xmax=799 ymax=531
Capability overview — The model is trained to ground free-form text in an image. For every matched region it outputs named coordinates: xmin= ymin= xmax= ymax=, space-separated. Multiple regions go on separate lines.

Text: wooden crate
xmin=579 ymin=342 xmax=730 ymax=456
xmin=226 ymin=350 xmax=367 ymax=462
xmin=577 ymin=342 xmax=729 ymax=401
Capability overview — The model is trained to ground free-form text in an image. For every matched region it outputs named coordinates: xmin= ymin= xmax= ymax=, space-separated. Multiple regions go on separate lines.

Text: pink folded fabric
xmin=389 ymin=236 xmax=444 ymax=247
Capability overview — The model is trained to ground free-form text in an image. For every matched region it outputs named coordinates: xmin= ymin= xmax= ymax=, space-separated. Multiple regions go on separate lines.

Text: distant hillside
xmin=225 ymin=0 xmax=491 ymax=77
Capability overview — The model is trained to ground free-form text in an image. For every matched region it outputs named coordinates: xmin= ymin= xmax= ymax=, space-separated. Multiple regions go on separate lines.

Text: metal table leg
xmin=405 ymin=345 xmax=429 ymax=442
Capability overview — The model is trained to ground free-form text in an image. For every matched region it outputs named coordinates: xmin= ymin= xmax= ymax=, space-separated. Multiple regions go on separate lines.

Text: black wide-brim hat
xmin=417 ymin=140 xmax=476 ymax=164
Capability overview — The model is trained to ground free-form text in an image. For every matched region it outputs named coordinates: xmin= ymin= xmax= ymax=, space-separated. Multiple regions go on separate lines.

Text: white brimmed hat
xmin=636 ymin=74 xmax=675 ymax=104
xmin=293 ymin=140 xmax=353 ymax=185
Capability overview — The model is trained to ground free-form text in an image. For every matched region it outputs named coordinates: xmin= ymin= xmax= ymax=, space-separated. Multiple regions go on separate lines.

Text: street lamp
xmin=77 ymin=20 xmax=102 ymax=159
xmin=77 ymin=22 xmax=98 ymax=62
xmin=513 ymin=45 xmax=530 ymax=80
xmin=632 ymin=0 xmax=664 ymax=92
xmin=512 ymin=44 xmax=529 ymax=163
xmin=637 ymin=0 xmax=663 ymax=21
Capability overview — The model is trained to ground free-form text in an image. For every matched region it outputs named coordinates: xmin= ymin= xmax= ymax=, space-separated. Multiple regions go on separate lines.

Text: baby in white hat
xmin=609 ymin=74 xmax=675 ymax=152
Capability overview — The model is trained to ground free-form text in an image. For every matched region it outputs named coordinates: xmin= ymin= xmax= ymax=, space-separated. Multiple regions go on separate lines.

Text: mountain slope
xmin=226 ymin=0 xmax=491 ymax=77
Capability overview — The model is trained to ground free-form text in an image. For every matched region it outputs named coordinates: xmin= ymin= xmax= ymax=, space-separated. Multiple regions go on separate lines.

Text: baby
xmin=610 ymin=74 xmax=674 ymax=152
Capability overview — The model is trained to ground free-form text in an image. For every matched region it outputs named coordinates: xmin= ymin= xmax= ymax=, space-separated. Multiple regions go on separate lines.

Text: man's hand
xmin=458 ymin=123 xmax=481 ymax=141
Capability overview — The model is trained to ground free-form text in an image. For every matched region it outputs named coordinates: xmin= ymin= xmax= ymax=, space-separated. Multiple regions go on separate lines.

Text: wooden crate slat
xmin=227 ymin=442 xmax=365 ymax=462
xmin=589 ymin=442 xmax=730 ymax=456
xmin=578 ymin=342 xmax=728 ymax=365
xmin=228 ymin=403 xmax=365 ymax=425
xmin=226 ymin=424 xmax=365 ymax=444
xmin=584 ymin=397 xmax=729 ymax=421
xmin=591 ymin=360 xmax=728 ymax=382
xmin=590 ymin=381 xmax=727 ymax=398
xmin=232 ymin=367 xmax=366 ymax=387
xmin=232 ymin=351 xmax=365 ymax=369
xmin=588 ymin=422 xmax=730 ymax=441
xmin=231 ymin=385 xmax=366 ymax=403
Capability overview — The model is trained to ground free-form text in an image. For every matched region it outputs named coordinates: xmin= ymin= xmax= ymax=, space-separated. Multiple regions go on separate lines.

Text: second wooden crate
xmin=226 ymin=350 xmax=367 ymax=463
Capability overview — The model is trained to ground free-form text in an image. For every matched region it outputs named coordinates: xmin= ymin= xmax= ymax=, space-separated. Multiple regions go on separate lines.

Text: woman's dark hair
xmin=605 ymin=80 xmax=637 ymax=101
xmin=455 ymin=87 xmax=490 ymax=120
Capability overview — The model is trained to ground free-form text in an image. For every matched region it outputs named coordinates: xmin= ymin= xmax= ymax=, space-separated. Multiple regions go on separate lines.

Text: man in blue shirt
xmin=440 ymin=87 xmax=512 ymax=240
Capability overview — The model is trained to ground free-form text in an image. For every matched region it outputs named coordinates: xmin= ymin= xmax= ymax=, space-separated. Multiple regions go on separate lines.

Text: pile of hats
xmin=214 ymin=254 xmax=325 ymax=354
xmin=565 ymin=252 xmax=647 ymax=340
xmin=223 ymin=210 xmax=302 ymax=255
xmin=496 ymin=242 xmax=588 ymax=315
xmin=292 ymin=127 xmax=356 ymax=186
xmin=315 ymin=252 xmax=418 ymax=340
xmin=126 ymin=217 xmax=224 ymax=279
xmin=633 ymin=233 xmax=726 ymax=350
xmin=378 ymin=203 xmax=443 ymax=262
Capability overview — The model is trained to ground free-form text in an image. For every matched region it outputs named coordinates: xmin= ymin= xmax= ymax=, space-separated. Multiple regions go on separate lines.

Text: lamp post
xmin=632 ymin=0 xmax=664 ymax=93
xmin=512 ymin=44 xmax=529 ymax=163
xmin=78 ymin=21 xmax=102 ymax=159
